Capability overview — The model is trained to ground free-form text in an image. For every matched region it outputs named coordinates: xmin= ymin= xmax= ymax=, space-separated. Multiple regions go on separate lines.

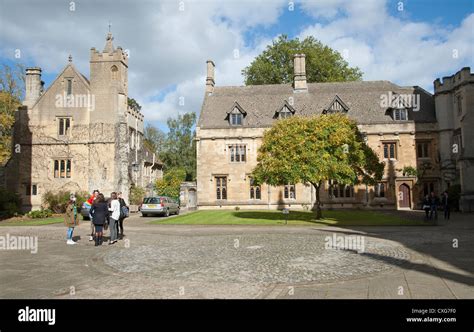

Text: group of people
xmin=64 ymin=190 xmax=129 ymax=246
xmin=421 ymin=191 xmax=450 ymax=221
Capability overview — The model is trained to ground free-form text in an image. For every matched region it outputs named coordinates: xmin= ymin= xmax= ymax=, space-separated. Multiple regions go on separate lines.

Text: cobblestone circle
xmin=103 ymin=234 xmax=411 ymax=284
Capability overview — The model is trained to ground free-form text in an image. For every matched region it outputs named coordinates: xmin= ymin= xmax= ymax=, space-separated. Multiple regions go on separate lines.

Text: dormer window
xmin=275 ymin=101 xmax=296 ymax=119
xmin=231 ymin=113 xmax=242 ymax=125
xmin=393 ymin=108 xmax=408 ymax=121
xmin=227 ymin=101 xmax=246 ymax=126
xmin=279 ymin=109 xmax=292 ymax=119
xmin=323 ymin=95 xmax=349 ymax=114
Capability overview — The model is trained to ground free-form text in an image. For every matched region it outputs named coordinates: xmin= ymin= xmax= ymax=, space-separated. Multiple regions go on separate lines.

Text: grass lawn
xmin=150 ymin=210 xmax=428 ymax=226
xmin=0 ymin=217 xmax=64 ymax=226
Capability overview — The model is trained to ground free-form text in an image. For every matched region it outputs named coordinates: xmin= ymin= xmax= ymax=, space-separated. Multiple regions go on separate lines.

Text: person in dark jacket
xmin=442 ymin=191 xmax=450 ymax=220
xmin=429 ymin=191 xmax=440 ymax=221
xmin=422 ymin=195 xmax=431 ymax=220
xmin=117 ymin=192 xmax=128 ymax=239
xmin=90 ymin=193 xmax=109 ymax=246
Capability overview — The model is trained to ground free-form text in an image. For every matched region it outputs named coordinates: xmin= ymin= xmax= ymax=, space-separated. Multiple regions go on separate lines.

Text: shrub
xmin=155 ymin=167 xmax=186 ymax=199
xmin=42 ymin=190 xmax=89 ymax=213
xmin=0 ymin=188 xmax=21 ymax=217
xmin=130 ymin=185 xmax=146 ymax=205
xmin=235 ymin=206 xmax=240 ymax=211
xmin=27 ymin=209 xmax=53 ymax=219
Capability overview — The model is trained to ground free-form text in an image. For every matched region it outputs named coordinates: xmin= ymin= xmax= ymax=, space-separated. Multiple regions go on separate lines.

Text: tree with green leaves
xmin=242 ymin=35 xmax=362 ymax=85
xmin=155 ymin=167 xmax=186 ymax=199
xmin=0 ymin=63 xmax=25 ymax=165
xmin=252 ymin=113 xmax=384 ymax=219
xmin=159 ymin=112 xmax=196 ymax=181
xmin=127 ymin=97 xmax=141 ymax=110
xmin=143 ymin=123 xmax=166 ymax=155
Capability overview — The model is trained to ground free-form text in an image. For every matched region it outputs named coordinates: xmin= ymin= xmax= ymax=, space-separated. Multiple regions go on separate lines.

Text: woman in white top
xmin=108 ymin=192 xmax=121 ymax=245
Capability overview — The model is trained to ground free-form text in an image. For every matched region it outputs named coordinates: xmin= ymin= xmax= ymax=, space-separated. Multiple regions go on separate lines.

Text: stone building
xmin=4 ymin=32 xmax=162 ymax=211
xmin=434 ymin=68 xmax=474 ymax=212
xmin=196 ymin=54 xmax=473 ymax=212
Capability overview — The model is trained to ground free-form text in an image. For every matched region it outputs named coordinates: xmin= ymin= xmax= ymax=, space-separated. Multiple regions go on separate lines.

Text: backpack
xmin=120 ymin=205 xmax=129 ymax=219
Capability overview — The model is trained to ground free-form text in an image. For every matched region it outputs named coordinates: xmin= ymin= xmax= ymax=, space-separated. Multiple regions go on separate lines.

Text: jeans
xmin=109 ymin=218 xmax=118 ymax=242
xmin=444 ymin=206 xmax=450 ymax=220
xmin=67 ymin=227 xmax=74 ymax=240
xmin=430 ymin=206 xmax=438 ymax=220
xmin=89 ymin=212 xmax=95 ymax=236
xmin=116 ymin=218 xmax=124 ymax=236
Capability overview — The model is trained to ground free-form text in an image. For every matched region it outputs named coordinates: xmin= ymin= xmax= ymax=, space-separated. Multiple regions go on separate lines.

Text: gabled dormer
xmin=384 ymin=92 xmax=411 ymax=121
xmin=226 ymin=101 xmax=246 ymax=126
xmin=274 ymin=100 xmax=296 ymax=119
xmin=323 ymin=95 xmax=349 ymax=114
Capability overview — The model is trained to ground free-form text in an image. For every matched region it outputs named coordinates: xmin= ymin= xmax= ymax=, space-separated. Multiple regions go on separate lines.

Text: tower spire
xmin=103 ymin=25 xmax=114 ymax=53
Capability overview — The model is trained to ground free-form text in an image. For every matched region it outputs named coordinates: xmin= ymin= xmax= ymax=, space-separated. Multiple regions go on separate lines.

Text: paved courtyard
xmin=0 ymin=212 xmax=473 ymax=299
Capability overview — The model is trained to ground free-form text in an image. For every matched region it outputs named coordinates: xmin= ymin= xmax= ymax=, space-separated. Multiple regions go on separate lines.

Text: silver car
xmin=141 ymin=196 xmax=180 ymax=217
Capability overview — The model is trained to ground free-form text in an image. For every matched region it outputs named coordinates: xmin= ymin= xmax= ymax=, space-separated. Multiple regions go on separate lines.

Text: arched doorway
xmin=398 ymin=184 xmax=411 ymax=209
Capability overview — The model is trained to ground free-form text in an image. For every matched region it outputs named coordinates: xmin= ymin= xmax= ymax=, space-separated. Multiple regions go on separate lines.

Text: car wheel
xmin=176 ymin=208 xmax=180 ymax=215
xmin=164 ymin=209 xmax=170 ymax=217
xmin=142 ymin=213 xmax=148 ymax=217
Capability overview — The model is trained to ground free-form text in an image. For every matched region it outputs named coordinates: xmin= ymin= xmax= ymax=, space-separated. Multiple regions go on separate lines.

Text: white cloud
xmin=0 ymin=0 xmax=472 ymax=129
xmin=0 ymin=0 xmax=286 ymax=128
xmin=298 ymin=0 xmax=474 ymax=90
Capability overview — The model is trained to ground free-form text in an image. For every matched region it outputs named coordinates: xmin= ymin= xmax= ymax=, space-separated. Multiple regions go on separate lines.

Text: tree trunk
xmin=311 ymin=181 xmax=322 ymax=220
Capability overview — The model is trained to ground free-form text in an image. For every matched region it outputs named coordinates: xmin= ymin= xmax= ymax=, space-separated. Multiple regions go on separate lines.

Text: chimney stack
xmin=293 ymin=54 xmax=307 ymax=92
xmin=24 ymin=67 xmax=43 ymax=107
xmin=206 ymin=60 xmax=215 ymax=94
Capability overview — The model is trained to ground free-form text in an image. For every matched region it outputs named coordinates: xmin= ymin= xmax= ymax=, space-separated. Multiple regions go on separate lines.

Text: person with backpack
xmin=117 ymin=192 xmax=128 ymax=239
xmin=64 ymin=194 xmax=79 ymax=245
xmin=108 ymin=192 xmax=120 ymax=245
xmin=90 ymin=193 xmax=109 ymax=246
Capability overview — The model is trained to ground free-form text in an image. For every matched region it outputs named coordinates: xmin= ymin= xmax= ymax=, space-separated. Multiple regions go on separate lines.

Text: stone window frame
xmin=416 ymin=140 xmax=431 ymax=159
xmin=248 ymin=176 xmax=261 ymax=200
xmin=53 ymin=158 xmax=72 ymax=179
xmin=25 ymin=183 xmax=38 ymax=196
xmin=382 ymin=141 xmax=397 ymax=160
xmin=57 ymin=117 xmax=72 ymax=137
xmin=284 ymin=183 xmax=296 ymax=199
xmin=66 ymin=78 xmax=73 ymax=96
xmin=328 ymin=179 xmax=354 ymax=198
xmin=111 ymin=65 xmax=119 ymax=80
xmin=229 ymin=144 xmax=246 ymax=163
xmin=215 ymin=175 xmax=228 ymax=200
xmin=375 ymin=182 xmax=386 ymax=198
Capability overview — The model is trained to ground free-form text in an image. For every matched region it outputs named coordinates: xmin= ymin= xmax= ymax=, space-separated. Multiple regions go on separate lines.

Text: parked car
xmin=141 ymin=196 xmax=180 ymax=217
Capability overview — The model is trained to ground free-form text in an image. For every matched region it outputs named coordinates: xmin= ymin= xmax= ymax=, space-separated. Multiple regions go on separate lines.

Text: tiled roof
xmin=198 ymin=81 xmax=435 ymax=128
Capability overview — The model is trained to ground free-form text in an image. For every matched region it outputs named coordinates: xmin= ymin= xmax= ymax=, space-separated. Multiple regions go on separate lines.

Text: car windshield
xmin=143 ymin=197 xmax=161 ymax=204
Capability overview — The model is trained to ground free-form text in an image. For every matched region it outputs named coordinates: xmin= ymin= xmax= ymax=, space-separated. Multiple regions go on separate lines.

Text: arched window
xmin=111 ymin=65 xmax=118 ymax=80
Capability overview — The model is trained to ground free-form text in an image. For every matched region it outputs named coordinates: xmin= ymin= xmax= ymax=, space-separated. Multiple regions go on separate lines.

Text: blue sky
xmin=0 ymin=0 xmax=473 ymax=132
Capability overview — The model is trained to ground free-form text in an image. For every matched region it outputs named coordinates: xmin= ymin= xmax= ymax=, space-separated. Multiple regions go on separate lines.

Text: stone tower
xmin=434 ymin=67 xmax=474 ymax=212
xmin=88 ymin=32 xmax=130 ymax=199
